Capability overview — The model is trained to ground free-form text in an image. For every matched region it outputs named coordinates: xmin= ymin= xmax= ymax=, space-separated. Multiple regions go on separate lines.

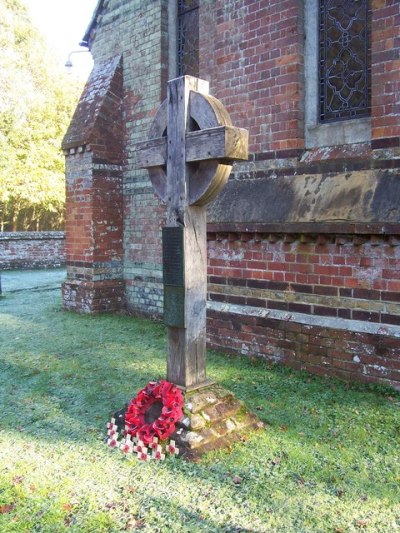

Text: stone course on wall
xmin=0 ymin=232 xmax=65 ymax=270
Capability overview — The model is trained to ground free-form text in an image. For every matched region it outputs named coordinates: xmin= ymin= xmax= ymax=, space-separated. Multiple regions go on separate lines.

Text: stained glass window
xmin=319 ymin=0 xmax=370 ymax=122
xmin=177 ymin=0 xmax=199 ymax=77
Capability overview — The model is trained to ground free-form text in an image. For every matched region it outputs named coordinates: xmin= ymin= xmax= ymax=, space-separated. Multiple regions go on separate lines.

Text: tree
xmin=0 ymin=0 xmax=82 ymax=231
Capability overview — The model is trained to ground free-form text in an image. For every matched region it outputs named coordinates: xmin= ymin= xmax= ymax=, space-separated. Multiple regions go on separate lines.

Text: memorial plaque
xmin=163 ymin=286 xmax=185 ymax=327
xmin=163 ymin=227 xmax=185 ymax=327
xmin=162 ymin=227 xmax=184 ymax=287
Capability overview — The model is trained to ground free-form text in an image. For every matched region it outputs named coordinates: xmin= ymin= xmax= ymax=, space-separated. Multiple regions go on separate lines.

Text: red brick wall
xmin=62 ymin=150 xmax=125 ymax=313
xmin=198 ymin=0 xmax=400 ymax=390
xmin=208 ymin=232 xmax=400 ymax=326
xmin=207 ymin=308 xmax=400 ymax=390
xmin=62 ymin=56 xmax=124 ymax=313
xmin=207 ymin=232 xmax=400 ymax=390
xmin=0 ymin=232 xmax=65 ymax=270
xmin=201 ymin=0 xmax=400 ymax=154
xmin=200 ymin=0 xmax=305 ymax=153
xmin=371 ymin=0 xmax=400 ymax=147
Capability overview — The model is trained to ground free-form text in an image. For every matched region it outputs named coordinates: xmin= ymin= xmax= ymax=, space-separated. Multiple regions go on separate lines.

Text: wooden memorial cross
xmin=136 ymin=75 xmax=248 ymax=390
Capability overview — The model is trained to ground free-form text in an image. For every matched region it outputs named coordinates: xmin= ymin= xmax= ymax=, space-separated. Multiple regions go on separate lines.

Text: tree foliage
xmin=0 ymin=0 xmax=82 ymax=231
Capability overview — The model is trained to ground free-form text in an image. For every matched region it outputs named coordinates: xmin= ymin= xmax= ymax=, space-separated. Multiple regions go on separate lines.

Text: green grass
xmin=0 ymin=273 xmax=399 ymax=532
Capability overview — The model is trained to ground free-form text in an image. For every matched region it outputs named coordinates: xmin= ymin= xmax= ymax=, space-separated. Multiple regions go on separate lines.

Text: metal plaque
xmin=162 ymin=227 xmax=185 ymax=327
xmin=162 ymin=226 xmax=184 ymax=287
xmin=164 ymin=286 xmax=185 ymax=327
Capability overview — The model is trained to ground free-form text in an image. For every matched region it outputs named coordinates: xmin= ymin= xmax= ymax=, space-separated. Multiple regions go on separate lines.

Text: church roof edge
xmin=80 ymin=0 xmax=105 ymax=47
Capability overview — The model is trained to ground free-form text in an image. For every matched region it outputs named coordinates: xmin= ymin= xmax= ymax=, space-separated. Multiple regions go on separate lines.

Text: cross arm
xmin=135 ymin=136 xmax=166 ymax=168
xmin=186 ymin=125 xmax=248 ymax=164
xmin=135 ymin=125 xmax=248 ymax=169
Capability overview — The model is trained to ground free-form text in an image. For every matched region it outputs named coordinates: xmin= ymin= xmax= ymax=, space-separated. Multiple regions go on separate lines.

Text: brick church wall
xmin=64 ymin=0 xmax=400 ymax=389
xmin=206 ymin=232 xmax=400 ymax=390
xmin=201 ymin=0 xmax=400 ymax=390
xmin=371 ymin=0 xmax=400 ymax=148
xmin=85 ymin=0 xmax=168 ymax=317
xmin=200 ymin=0 xmax=305 ymax=153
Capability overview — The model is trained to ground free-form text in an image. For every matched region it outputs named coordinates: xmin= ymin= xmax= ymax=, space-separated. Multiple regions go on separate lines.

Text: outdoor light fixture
xmin=64 ymin=49 xmax=90 ymax=72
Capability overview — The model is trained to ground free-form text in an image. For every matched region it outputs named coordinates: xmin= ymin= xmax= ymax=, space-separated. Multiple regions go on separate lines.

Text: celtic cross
xmin=136 ymin=75 xmax=248 ymax=390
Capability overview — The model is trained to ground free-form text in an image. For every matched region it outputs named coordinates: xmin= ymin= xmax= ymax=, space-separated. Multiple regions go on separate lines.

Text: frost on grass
xmin=0 ymin=277 xmax=399 ymax=531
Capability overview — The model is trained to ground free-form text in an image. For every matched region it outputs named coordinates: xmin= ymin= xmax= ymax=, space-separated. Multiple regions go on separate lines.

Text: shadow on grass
xmin=134 ymin=493 xmax=261 ymax=532
xmin=0 ymin=285 xmax=167 ymax=445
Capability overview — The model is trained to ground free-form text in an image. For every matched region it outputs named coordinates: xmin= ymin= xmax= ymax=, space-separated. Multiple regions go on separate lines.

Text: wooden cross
xmin=136 ymin=75 xmax=248 ymax=390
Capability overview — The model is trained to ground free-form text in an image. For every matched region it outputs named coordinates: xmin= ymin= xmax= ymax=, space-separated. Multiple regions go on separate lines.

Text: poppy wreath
xmin=124 ymin=380 xmax=184 ymax=445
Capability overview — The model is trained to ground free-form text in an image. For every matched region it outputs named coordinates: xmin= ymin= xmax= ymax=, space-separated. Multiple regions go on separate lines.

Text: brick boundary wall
xmin=0 ymin=232 xmax=65 ymax=270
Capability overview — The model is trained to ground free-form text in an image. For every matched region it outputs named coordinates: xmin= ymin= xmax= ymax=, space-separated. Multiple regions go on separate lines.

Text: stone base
xmin=171 ymin=384 xmax=263 ymax=460
xmin=112 ymin=384 xmax=263 ymax=461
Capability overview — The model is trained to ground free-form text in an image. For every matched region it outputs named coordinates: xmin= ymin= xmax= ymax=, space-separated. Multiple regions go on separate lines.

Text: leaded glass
xmin=178 ymin=0 xmax=199 ymax=77
xmin=319 ymin=0 xmax=370 ymax=122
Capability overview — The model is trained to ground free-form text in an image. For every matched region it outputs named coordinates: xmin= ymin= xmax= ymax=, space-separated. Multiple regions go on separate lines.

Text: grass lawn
xmin=0 ymin=270 xmax=399 ymax=532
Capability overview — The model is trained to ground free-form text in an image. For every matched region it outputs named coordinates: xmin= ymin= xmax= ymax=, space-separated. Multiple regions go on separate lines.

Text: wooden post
xmin=136 ymin=75 xmax=248 ymax=390
xmin=165 ymin=206 xmax=207 ymax=389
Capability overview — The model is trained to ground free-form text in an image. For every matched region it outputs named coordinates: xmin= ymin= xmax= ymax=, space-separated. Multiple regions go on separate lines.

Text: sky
xmin=23 ymin=0 xmax=99 ymax=80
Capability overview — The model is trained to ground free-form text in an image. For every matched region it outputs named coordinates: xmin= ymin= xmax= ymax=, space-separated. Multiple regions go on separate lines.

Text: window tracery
xmin=319 ymin=0 xmax=370 ymax=122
